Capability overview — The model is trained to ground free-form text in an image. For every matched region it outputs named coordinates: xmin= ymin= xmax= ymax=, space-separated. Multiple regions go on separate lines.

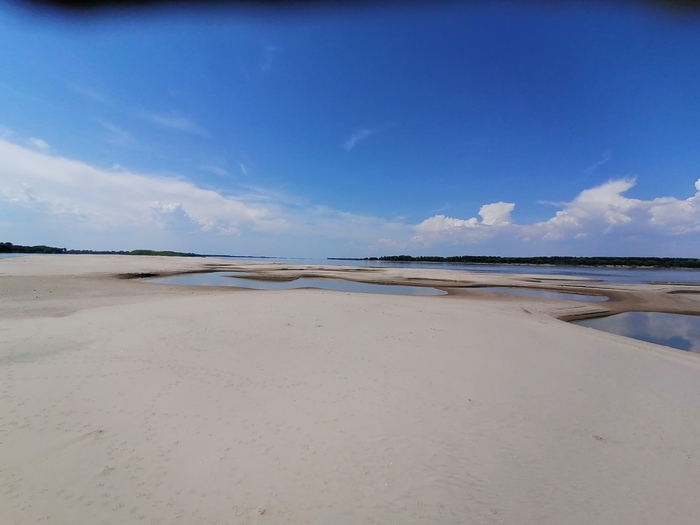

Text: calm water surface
xmin=4 ymin=253 xmax=699 ymax=285
xmin=151 ymin=272 xmax=447 ymax=296
xmin=211 ymin=257 xmax=700 ymax=285
xmin=572 ymin=312 xmax=700 ymax=353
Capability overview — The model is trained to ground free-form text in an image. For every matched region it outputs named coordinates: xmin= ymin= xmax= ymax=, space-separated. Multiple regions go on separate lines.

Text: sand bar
xmin=1 ymin=255 xmax=700 ymax=524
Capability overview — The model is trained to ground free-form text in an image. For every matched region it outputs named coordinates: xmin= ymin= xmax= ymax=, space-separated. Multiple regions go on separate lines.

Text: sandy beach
xmin=1 ymin=255 xmax=700 ymax=524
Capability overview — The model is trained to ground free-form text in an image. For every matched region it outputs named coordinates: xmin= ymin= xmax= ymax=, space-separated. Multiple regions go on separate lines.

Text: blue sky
xmin=1 ymin=1 xmax=699 ymax=257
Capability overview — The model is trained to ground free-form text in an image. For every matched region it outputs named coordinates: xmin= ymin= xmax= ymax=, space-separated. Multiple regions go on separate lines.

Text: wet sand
xmin=1 ymin=255 xmax=700 ymax=524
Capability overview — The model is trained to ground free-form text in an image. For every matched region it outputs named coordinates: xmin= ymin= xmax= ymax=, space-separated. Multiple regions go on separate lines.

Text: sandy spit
xmin=1 ymin=255 xmax=699 ymax=524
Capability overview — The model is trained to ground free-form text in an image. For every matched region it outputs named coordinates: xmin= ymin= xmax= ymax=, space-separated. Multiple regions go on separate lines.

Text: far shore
xmin=2 ymin=255 xmax=700 ymax=524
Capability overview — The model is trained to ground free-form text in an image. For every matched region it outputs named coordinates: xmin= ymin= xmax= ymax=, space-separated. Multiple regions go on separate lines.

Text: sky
xmin=1 ymin=1 xmax=700 ymax=258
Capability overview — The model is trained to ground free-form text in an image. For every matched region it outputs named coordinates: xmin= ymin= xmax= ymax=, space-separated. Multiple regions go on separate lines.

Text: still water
xmin=572 ymin=312 xmax=700 ymax=353
xmin=4 ymin=253 xmax=700 ymax=285
xmin=211 ymin=257 xmax=700 ymax=285
xmin=150 ymin=272 xmax=447 ymax=296
xmin=477 ymin=287 xmax=608 ymax=302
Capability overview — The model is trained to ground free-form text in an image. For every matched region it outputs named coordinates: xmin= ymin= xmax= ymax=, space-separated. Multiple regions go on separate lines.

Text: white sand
xmin=1 ymin=255 xmax=700 ymax=524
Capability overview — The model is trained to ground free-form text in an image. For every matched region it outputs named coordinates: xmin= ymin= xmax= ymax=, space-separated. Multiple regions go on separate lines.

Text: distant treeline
xmin=1 ymin=242 xmax=67 ymax=254
xmin=1 ymin=242 xmax=200 ymax=257
xmin=329 ymin=255 xmax=700 ymax=269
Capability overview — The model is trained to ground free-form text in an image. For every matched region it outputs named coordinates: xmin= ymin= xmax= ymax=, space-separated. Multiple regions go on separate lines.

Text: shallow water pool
xmin=571 ymin=312 xmax=700 ymax=353
xmin=150 ymin=272 xmax=447 ymax=296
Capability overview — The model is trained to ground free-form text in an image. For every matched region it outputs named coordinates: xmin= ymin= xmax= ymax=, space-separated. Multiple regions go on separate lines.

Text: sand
xmin=1 ymin=255 xmax=700 ymax=524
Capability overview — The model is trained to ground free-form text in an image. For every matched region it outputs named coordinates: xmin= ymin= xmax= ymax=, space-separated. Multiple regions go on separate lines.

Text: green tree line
xmin=1 ymin=242 xmax=200 ymax=257
xmin=349 ymin=254 xmax=700 ymax=269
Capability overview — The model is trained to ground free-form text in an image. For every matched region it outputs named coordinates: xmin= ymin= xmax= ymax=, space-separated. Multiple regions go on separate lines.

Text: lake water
xmin=0 ymin=253 xmax=36 ymax=259
xmin=4 ymin=253 xmax=700 ymax=285
xmin=150 ymin=272 xmax=447 ymax=296
xmin=477 ymin=287 xmax=608 ymax=302
xmin=210 ymin=257 xmax=700 ymax=285
xmin=572 ymin=312 xmax=700 ymax=353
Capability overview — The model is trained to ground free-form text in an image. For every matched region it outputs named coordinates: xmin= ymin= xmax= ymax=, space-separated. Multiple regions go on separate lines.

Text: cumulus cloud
xmin=3 ymin=130 xmax=699 ymax=256
xmin=415 ymin=215 xmax=478 ymax=233
xmin=0 ymin=136 xmax=409 ymax=254
xmin=413 ymin=201 xmax=515 ymax=244
xmin=413 ymin=178 xmax=700 ymax=250
xmin=528 ymin=178 xmax=700 ymax=240
xmin=342 ymin=128 xmax=376 ymax=151
xmin=528 ymin=178 xmax=643 ymax=240
xmin=0 ymin=138 xmax=284 ymax=236
xmin=478 ymin=201 xmax=515 ymax=226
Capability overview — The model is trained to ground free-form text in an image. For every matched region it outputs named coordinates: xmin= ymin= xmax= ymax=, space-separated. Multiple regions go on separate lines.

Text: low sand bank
xmin=1 ymin=255 xmax=700 ymax=524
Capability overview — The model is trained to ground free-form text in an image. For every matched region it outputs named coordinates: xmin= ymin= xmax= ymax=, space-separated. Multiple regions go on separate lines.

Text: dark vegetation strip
xmin=1 ymin=242 xmax=200 ymax=257
xmin=330 ymin=255 xmax=700 ymax=269
xmin=5 ymin=242 xmax=700 ymax=269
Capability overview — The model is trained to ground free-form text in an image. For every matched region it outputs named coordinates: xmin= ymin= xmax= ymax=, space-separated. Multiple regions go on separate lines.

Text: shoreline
xmin=5 ymin=254 xmax=700 ymax=322
xmin=6 ymin=251 xmax=700 ymax=271
xmin=2 ymin=255 xmax=700 ymax=524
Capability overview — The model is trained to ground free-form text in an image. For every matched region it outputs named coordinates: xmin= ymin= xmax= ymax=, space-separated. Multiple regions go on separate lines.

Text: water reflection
xmin=478 ymin=287 xmax=607 ymax=302
xmin=572 ymin=312 xmax=700 ymax=353
xmin=150 ymin=272 xmax=447 ymax=296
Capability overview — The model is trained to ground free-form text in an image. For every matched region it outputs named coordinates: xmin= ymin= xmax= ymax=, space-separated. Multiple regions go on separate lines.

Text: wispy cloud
xmin=143 ymin=111 xmax=209 ymax=137
xmin=69 ymin=84 xmax=111 ymax=104
xmin=342 ymin=128 xmax=376 ymax=151
xmin=200 ymin=164 xmax=231 ymax=177
xmin=3 ymin=129 xmax=700 ymax=257
xmin=28 ymin=138 xmax=50 ymax=152
xmin=260 ymin=45 xmax=277 ymax=73
xmin=239 ymin=162 xmax=248 ymax=176
xmin=96 ymin=119 xmax=135 ymax=146
xmin=583 ymin=149 xmax=612 ymax=174
xmin=0 ymin=137 xmax=282 ymax=236
xmin=0 ymin=125 xmax=15 ymax=139
xmin=0 ymin=135 xmax=407 ymax=254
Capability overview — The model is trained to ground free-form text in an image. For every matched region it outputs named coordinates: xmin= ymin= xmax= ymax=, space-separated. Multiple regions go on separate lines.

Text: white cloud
xmin=414 ymin=201 xmax=515 ymax=235
xmin=342 ymin=128 xmax=376 ymax=151
xmin=415 ymin=214 xmax=478 ymax=233
xmin=0 ymin=138 xmax=284 ymax=236
xmin=583 ymin=149 xmax=612 ymax=174
xmin=0 ymin=125 xmax=15 ymax=139
xmin=28 ymin=138 xmax=50 ymax=151
xmin=149 ymin=201 xmax=238 ymax=234
xmin=0 ymin=136 xmax=407 ymax=254
xmin=3 ymin=130 xmax=699 ymax=257
xmin=96 ymin=119 xmax=134 ymax=146
xmin=413 ymin=202 xmax=515 ymax=246
xmin=143 ymin=111 xmax=209 ymax=137
xmin=647 ymin=190 xmax=700 ymax=235
xmin=200 ymin=164 xmax=231 ymax=178
xmin=239 ymin=162 xmax=248 ymax=176
xmin=529 ymin=178 xmax=642 ymax=240
xmin=478 ymin=201 xmax=515 ymax=226
xmin=414 ymin=178 xmax=700 ymax=250
xmin=69 ymin=84 xmax=110 ymax=104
